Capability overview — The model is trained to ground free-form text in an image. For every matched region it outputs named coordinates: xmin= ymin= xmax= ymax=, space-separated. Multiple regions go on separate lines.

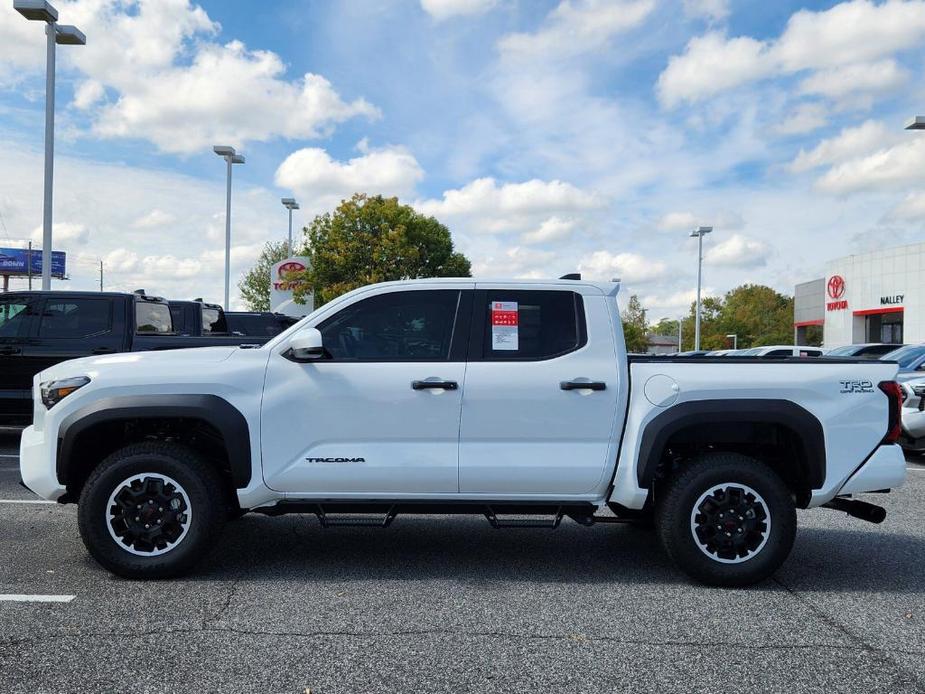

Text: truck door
xmin=0 ymin=295 xmax=40 ymax=424
xmin=458 ymin=288 xmax=620 ymax=496
xmin=24 ymin=296 xmax=123 ymax=376
xmin=261 ymin=287 xmax=472 ymax=495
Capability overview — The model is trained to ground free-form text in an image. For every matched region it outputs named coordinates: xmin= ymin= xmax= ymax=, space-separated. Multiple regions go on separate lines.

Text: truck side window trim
xmin=313 ymin=289 xmax=472 ymax=363
xmin=468 ymin=289 xmax=588 ymax=362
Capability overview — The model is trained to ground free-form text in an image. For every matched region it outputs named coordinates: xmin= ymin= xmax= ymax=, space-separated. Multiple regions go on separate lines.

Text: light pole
xmin=213 ymin=145 xmax=245 ymax=310
xmin=281 ymin=198 xmax=300 ymax=254
xmin=726 ymin=333 xmax=737 ymax=350
xmin=678 ymin=318 xmax=683 ymax=352
xmin=15 ymin=1 xmax=85 ymax=291
xmin=690 ymin=225 xmax=713 ymax=351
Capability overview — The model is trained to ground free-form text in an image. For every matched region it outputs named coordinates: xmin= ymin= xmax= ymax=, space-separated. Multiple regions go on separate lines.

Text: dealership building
xmin=794 ymin=242 xmax=925 ymax=347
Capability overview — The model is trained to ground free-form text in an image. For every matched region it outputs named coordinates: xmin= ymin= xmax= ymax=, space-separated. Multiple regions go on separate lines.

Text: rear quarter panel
xmin=612 ymin=358 xmax=898 ymax=509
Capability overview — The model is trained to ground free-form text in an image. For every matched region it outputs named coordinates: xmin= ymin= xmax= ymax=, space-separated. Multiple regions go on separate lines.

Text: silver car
xmin=900 ymin=378 xmax=925 ymax=452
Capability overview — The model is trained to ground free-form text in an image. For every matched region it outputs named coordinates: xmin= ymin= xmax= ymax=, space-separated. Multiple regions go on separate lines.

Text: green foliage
xmin=651 ymin=317 xmax=682 ymax=337
xmin=621 ymin=294 xmax=650 ymax=353
xmin=237 ymin=240 xmax=291 ymax=311
xmin=679 ymin=284 xmax=795 ymax=350
xmin=293 ymin=193 xmax=471 ymax=305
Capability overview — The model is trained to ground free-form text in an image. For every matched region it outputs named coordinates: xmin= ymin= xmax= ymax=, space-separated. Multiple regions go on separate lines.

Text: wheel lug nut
xmin=158 ymin=507 xmax=163 ymax=512
xmin=145 ymin=524 xmax=150 ymax=529
xmin=135 ymin=516 xmax=140 ymax=521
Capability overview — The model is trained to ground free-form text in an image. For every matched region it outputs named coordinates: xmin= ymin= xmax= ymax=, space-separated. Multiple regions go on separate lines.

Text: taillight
xmin=878 ymin=381 xmax=903 ymax=444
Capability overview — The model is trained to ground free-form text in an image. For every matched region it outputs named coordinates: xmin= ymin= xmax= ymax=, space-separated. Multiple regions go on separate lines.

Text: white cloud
xmin=578 ymin=250 xmax=667 ymax=283
xmin=2 ymin=0 xmax=379 ymax=153
xmin=520 ymin=217 xmax=577 ymax=244
xmin=132 ymin=209 xmax=177 ymax=229
xmin=775 ymin=103 xmax=828 ymax=136
xmin=682 ymin=0 xmax=730 ymax=22
xmin=884 ymin=192 xmax=925 ymax=222
xmin=472 ymin=246 xmax=557 ymax=278
xmin=704 ymin=233 xmax=770 ymax=267
xmin=498 ymin=0 xmax=654 ymax=61
xmin=29 ymin=222 xmax=90 ymax=247
xmin=657 ymin=211 xmax=699 ymax=232
xmin=815 ymin=138 xmax=925 ymax=194
xmin=275 ymin=144 xmax=425 ymax=213
xmin=789 ymin=120 xmax=893 ymax=172
xmin=417 ymin=178 xmax=601 ymax=235
xmin=420 ymin=0 xmax=498 ymax=21
xmin=657 ymin=32 xmax=771 ymax=107
xmin=658 ymin=1 xmax=925 ymax=107
xmin=798 ymin=60 xmax=907 ymax=101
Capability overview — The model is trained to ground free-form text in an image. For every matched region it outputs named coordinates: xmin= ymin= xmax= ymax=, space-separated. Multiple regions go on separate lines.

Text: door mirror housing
xmin=288 ymin=328 xmax=325 ymax=361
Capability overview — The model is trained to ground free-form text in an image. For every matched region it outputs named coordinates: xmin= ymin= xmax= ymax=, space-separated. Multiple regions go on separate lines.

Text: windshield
xmin=825 ymin=345 xmax=857 ymax=357
xmin=882 ymin=344 xmax=925 ymax=367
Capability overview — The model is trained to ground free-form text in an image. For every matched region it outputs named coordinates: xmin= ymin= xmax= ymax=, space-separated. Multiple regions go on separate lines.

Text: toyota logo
xmin=277 ymin=261 xmax=305 ymax=277
xmin=827 ymin=275 xmax=845 ymax=300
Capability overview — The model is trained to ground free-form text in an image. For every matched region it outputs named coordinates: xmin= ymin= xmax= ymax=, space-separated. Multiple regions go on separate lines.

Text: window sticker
xmin=490 ymin=301 xmax=519 ymax=351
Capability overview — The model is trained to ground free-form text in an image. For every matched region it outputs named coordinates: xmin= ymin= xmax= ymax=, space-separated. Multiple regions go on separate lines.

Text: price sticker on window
xmin=490 ymin=301 xmax=518 ymax=351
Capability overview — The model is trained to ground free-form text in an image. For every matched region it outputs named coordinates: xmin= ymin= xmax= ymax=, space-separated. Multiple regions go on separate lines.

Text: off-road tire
xmin=77 ymin=441 xmax=226 ymax=579
xmin=655 ymin=452 xmax=796 ymax=587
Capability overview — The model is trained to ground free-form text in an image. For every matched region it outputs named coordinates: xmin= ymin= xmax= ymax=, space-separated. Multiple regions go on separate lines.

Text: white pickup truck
xmin=20 ymin=277 xmax=907 ymax=586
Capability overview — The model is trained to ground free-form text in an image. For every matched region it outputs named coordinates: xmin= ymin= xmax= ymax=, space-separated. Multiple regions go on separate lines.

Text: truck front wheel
xmin=77 ymin=442 xmax=226 ymax=579
xmin=655 ymin=453 xmax=796 ymax=587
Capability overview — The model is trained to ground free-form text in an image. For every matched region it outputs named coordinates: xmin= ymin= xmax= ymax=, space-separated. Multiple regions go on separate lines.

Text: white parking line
xmin=0 ymin=499 xmax=55 ymax=504
xmin=0 ymin=594 xmax=75 ymax=603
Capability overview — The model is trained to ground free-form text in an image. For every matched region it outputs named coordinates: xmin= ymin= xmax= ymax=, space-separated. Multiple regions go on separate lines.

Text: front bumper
xmin=19 ymin=424 xmax=66 ymax=501
xmin=837 ymin=444 xmax=906 ymax=496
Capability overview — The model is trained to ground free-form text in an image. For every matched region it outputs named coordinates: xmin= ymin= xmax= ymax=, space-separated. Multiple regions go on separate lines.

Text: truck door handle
xmin=560 ymin=380 xmax=606 ymax=391
xmin=412 ymin=380 xmax=459 ymax=390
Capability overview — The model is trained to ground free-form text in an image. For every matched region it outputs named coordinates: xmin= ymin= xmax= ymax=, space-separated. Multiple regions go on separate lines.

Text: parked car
xmin=675 ymin=350 xmax=711 ymax=356
xmin=880 ymin=344 xmax=925 ymax=381
xmin=20 ymin=277 xmax=905 ymax=586
xmin=898 ymin=378 xmax=925 ymax=453
xmin=0 ymin=291 xmax=269 ymax=427
xmin=825 ymin=343 xmax=902 ymax=359
xmin=225 ymin=311 xmax=299 ymax=337
xmin=736 ymin=345 xmax=823 ymax=357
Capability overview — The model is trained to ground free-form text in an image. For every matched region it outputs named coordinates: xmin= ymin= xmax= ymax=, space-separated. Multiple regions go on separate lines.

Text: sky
xmin=0 ymin=0 xmax=924 ymax=317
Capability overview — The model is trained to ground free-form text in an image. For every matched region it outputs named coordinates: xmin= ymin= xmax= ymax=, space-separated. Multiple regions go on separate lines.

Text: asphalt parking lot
xmin=1 ymin=435 xmax=924 ymax=693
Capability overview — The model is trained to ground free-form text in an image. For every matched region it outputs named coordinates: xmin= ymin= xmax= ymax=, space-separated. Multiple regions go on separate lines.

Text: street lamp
xmin=905 ymin=116 xmax=925 ymax=130
xmin=15 ymin=0 xmax=86 ymax=291
xmin=281 ymin=197 xmax=300 ymax=254
xmin=213 ymin=145 xmax=245 ymax=310
xmin=690 ymin=225 xmax=713 ymax=351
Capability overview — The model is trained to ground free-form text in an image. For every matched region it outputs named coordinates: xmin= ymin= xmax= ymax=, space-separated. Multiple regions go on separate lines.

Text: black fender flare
xmin=635 ymin=399 xmax=826 ymax=490
xmin=57 ymin=394 xmax=252 ymax=488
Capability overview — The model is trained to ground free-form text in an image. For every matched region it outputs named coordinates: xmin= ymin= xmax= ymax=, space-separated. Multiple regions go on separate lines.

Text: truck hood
xmin=38 ymin=346 xmax=240 ymax=382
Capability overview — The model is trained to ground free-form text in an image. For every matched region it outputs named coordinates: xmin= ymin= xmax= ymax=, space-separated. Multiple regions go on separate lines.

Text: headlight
xmin=40 ymin=376 xmax=90 ymax=409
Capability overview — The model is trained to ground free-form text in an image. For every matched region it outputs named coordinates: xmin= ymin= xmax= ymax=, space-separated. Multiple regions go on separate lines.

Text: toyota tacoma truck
xmin=19 ymin=277 xmax=907 ymax=586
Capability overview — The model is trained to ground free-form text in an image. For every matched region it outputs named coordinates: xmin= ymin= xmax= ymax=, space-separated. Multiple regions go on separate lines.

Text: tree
xmin=237 ymin=240 xmax=291 ymax=311
xmin=717 ymin=284 xmax=794 ymax=347
xmin=293 ymin=193 xmax=471 ymax=305
xmin=622 ymin=294 xmax=649 ymax=353
xmin=651 ymin=317 xmax=681 ymax=337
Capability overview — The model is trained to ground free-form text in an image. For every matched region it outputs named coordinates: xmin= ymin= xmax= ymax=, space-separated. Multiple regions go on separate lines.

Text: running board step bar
xmin=315 ymin=505 xmax=398 ymax=528
xmin=484 ymin=506 xmax=564 ymax=529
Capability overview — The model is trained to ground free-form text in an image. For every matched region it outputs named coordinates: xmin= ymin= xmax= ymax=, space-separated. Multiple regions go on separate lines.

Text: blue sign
xmin=0 ymin=248 xmax=67 ymax=278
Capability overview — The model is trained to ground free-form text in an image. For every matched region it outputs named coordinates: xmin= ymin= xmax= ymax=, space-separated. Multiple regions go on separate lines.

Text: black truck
xmin=0 ymin=291 xmax=270 ymax=427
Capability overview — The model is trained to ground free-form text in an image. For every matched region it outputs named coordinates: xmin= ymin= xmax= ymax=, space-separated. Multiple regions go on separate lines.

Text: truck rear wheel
xmin=77 ymin=442 xmax=226 ymax=579
xmin=655 ymin=452 xmax=796 ymax=587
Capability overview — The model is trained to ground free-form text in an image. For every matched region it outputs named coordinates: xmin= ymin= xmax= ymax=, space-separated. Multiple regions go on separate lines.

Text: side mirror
xmin=288 ymin=328 xmax=325 ymax=361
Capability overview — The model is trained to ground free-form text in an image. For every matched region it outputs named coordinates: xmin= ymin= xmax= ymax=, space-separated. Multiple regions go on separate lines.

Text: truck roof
xmin=2 ymin=290 xmax=168 ymax=302
xmin=352 ymin=276 xmax=621 ymax=296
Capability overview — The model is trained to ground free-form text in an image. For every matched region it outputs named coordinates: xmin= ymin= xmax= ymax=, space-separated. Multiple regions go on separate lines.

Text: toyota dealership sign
xmin=270 ymin=256 xmax=314 ymax=316
xmin=826 ymin=275 xmax=847 ymax=311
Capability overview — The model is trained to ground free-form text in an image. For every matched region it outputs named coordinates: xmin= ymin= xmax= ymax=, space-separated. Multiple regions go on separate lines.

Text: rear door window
xmin=38 ymin=299 xmax=112 ymax=338
xmin=0 ymin=298 xmax=35 ymax=338
xmin=475 ymin=290 xmax=586 ymax=361
xmin=135 ymin=302 xmax=173 ymax=334
xmin=201 ymin=306 xmax=227 ymax=335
